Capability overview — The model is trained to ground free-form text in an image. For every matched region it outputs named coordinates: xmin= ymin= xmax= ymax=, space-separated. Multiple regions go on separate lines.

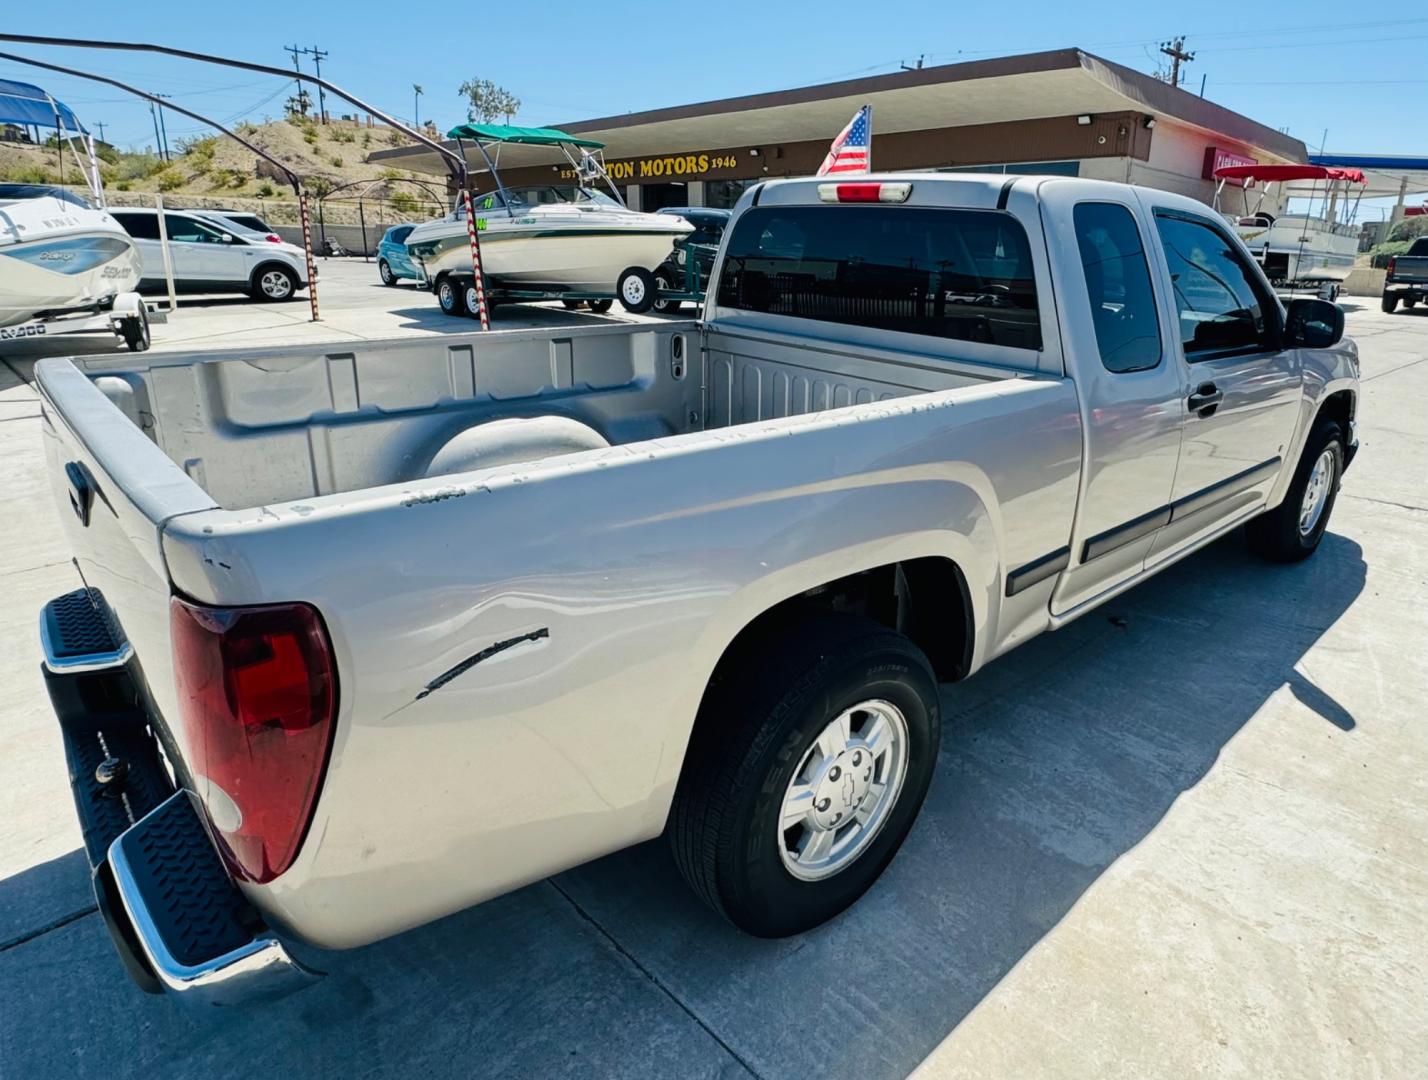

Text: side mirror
xmin=220 ymin=233 xmax=235 ymax=244
xmin=1284 ymin=298 xmax=1344 ymax=349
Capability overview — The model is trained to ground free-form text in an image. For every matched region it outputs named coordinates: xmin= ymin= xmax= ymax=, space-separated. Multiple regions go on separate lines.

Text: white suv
xmin=109 ymin=208 xmax=310 ymax=301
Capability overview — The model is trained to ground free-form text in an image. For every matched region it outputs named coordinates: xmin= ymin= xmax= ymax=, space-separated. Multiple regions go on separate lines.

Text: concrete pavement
xmin=1 ymin=285 xmax=1425 ymax=1079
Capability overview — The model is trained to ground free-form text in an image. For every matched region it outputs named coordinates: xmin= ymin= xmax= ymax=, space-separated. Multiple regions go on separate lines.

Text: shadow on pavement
xmin=0 ymin=532 xmax=1364 ymax=1079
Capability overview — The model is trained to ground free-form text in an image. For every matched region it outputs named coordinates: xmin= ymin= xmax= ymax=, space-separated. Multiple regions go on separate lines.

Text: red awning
xmin=1213 ymin=163 xmax=1367 ymax=184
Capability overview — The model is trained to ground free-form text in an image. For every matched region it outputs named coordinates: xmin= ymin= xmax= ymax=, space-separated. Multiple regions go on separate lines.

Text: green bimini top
xmin=446 ymin=123 xmax=604 ymax=149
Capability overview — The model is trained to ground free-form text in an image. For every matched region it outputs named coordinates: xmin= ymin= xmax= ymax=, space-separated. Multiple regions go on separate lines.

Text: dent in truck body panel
xmin=160 ymin=378 xmax=1081 ymax=948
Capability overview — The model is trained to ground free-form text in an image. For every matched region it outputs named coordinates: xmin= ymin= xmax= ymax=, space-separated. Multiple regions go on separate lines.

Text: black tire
xmin=561 ymin=299 xmax=585 ymax=310
xmin=1382 ymin=293 xmax=1398 ymax=314
xmin=669 ymin=615 xmax=940 ymax=938
xmin=379 ymin=259 xmax=396 ymax=286
xmin=617 ymin=267 xmax=657 ymax=314
xmin=250 ymin=264 xmax=297 ymax=302
xmin=1246 ymin=417 xmax=1345 ymax=563
xmin=651 ymin=273 xmax=683 ymax=314
xmin=588 ymin=298 xmax=614 ymax=314
xmin=1405 ymin=298 xmax=1418 ymax=310
xmin=436 ymin=276 xmax=467 ymax=317
xmin=120 ymin=308 xmax=150 ymax=353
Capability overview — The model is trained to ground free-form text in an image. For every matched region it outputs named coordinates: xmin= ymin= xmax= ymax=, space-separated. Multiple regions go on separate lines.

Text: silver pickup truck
xmin=35 ymin=174 xmax=1359 ymax=1005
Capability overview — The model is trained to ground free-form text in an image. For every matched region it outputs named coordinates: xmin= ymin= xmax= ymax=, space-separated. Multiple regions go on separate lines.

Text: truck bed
xmin=57 ymin=320 xmax=1022 ymax=510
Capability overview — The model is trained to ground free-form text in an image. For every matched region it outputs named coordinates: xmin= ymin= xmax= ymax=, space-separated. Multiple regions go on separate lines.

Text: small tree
xmin=285 ymin=88 xmax=313 ymax=120
xmin=458 ymin=78 xmax=520 ymax=124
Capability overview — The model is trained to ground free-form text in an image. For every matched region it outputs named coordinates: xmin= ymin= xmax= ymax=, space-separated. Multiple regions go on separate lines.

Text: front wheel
xmin=617 ymin=267 xmax=657 ymax=314
xmin=252 ymin=265 xmax=298 ymax=302
xmin=1246 ymin=417 xmax=1345 ymax=562
xmin=669 ymin=615 xmax=940 ymax=938
xmin=436 ymin=277 xmax=467 ymax=317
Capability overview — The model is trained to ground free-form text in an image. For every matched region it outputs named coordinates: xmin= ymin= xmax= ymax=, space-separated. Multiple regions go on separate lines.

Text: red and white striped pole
xmin=299 ymin=191 xmax=320 ymax=322
xmin=461 ymin=188 xmax=489 ymax=331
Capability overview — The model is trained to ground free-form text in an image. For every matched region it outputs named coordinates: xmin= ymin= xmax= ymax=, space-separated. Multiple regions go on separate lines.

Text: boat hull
xmin=0 ymin=204 xmax=142 ymax=327
xmin=1234 ymin=217 xmax=1359 ymax=285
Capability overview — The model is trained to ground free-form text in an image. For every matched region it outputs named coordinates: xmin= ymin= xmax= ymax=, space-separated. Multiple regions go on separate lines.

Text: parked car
xmin=191 ymin=210 xmax=285 ymax=245
xmin=187 ymin=206 xmax=279 ymax=237
xmin=1381 ymin=236 xmax=1428 ymax=313
xmin=652 ymin=206 xmax=729 ymax=312
xmin=376 ymin=224 xmax=420 ymax=284
xmin=37 ymin=173 xmax=1359 ymax=1004
xmin=108 ymin=207 xmax=311 ymax=301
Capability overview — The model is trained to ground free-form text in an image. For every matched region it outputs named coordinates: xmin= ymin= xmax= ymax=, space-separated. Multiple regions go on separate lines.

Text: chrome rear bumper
xmin=40 ymin=587 xmax=320 ymax=1007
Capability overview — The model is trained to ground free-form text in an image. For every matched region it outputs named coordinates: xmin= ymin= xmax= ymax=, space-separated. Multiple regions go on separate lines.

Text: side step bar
xmin=40 ymin=589 xmax=318 ymax=1006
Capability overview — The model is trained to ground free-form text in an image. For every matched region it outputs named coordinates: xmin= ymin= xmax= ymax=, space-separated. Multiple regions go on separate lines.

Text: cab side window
xmin=1153 ymin=211 xmax=1276 ymax=359
xmin=1073 ymin=203 xmax=1162 ymax=373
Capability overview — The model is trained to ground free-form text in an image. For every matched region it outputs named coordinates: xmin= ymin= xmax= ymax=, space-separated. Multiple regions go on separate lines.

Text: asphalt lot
xmin=1 ymin=270 xmax=1425 ymax=1079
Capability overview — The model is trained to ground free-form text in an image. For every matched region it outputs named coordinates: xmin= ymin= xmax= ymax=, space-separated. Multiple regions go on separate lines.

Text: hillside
xmin=0 ymin=117 xmax=448 ymax=224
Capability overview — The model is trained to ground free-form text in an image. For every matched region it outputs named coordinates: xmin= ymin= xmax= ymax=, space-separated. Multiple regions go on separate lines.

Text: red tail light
xmin=170 ymin=597 xmax=337 ymax=883
xmin=816 ymin=181 xmax=913 ymax=204
xmin=265 ymin=234 xmax=282 ymax=243
xmin=1387 ymin=256 xmax=1397 ymax=276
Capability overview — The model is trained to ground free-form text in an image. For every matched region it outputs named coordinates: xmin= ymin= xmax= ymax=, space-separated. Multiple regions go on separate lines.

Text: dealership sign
xmin=562 ymin=151 xmax=743 ymax=183
xmin=1204 ymin=147 xmax=1258 ymax=186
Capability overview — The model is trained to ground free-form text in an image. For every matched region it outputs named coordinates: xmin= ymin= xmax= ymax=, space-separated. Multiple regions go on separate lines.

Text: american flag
xmin=817 ymin=105 xmax=872 ymax=176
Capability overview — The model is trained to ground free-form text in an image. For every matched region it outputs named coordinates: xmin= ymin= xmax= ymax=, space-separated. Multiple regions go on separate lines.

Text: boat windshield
xmin=0 ymin=183 xmax=93 ymax=208
xmin=456 ymin=186 xmax=621 ymax=217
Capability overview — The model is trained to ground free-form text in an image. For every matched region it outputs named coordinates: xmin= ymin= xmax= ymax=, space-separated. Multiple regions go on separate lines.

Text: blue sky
xmin=3 ymin=1 xmax=1424 ymax=160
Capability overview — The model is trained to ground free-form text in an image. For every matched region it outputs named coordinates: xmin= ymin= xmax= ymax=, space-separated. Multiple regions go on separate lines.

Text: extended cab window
xmin=1154 ymin=211 xmax=1274 ymax=359
xmin=716 ymin=205 xmax=1041 ymax=350
xmin=1073 ymin=203 xmax=1162 ymax=373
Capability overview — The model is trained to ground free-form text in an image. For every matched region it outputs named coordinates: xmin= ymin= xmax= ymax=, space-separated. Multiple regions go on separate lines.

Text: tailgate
xmin=1392 ymin=257 xmax=1428 ymax=282
xmin=35 ymin=358 xmax=218 ymax=732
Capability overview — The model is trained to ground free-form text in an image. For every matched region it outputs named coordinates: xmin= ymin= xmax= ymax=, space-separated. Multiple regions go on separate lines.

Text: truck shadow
xmin=0 ymin=533 xmax=1365 ymax=1080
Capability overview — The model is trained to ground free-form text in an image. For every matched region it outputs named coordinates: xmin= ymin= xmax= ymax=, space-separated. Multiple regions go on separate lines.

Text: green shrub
xmin=390 ymin=190 xmax=419 ymax=217
xmin=361 ymin=132 xmax=372 ymax=148
xmin=1386 ymin=217 xmax=1428 ymax=244
xmin=155 ymin=169 xmax=184 ymax=192
xmin=257 ymin=181 xmax=275 ymax=197
xmin=114 ymin=180 xmax=131 ymax=191
xmin=95 ymin=143 xmax=121 ymax=165
xmin=303 ymin=130 xmax=319 ymax=146
xmin=4 ymin=164 xmax=59 ymax=184
xmin=331 ymin=128 xmax=355 ymax=144
xmin=330 ymin=155 xmax=344 ymax=168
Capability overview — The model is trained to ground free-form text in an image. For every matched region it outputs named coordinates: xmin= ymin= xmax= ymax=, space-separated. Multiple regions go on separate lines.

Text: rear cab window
xmin=714 ymin=204 xmax=1042 ymax=351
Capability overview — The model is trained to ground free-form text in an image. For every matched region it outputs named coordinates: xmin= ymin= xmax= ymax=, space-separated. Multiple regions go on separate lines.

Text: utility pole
xmin=303 ymin=46 xmax=329 ymax=123
xmin=413 ymin=84 xmax=423 ymax=128
xmin=147 ymin=100 xmax=164 ymax=159
xmin=1159 ymin=37 xmax=1195 ymax=87
xmin=284 ymin=44 xmax=306 ymax=117
xmin=94 ymin=120 xmax=106 ymax=143
xmin=154 ymin=92 xmax=171 ymax=160
xmin=900 ymin=55 xmax=925 ymax=71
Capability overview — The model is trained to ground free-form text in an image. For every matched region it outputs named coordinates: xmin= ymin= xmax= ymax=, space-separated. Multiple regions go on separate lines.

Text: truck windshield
xmin=715 ymin=205 xmax=1041 ymax=350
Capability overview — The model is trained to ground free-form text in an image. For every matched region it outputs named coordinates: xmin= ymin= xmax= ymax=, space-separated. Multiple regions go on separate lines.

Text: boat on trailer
xmin=404 ymin=124 xmax=692 ymax=314
xmin=0 ymin=79 xmax=151 ymax=349
xmin=1213 ymin=163 xmax=1366 ymax=299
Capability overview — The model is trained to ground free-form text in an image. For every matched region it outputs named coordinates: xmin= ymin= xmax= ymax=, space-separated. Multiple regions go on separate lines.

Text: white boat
xmin=0 ymin=79 xmax=147 ymax=347
xmin=0 ymin=184 xmax=143 ymax=328
xmin=404 ymin=125 xmax=691 ymax=305
xmin=1213 ymin=163 xmax=1366 ymax=293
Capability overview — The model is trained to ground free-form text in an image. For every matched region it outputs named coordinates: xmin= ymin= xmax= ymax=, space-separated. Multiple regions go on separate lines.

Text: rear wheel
xmin=617 ymin=267 xmax=657 ymax=314
xmin=1382 ymin=293 xmax=1399 ymax=314
xmin=651 ymin=272 xmax=682 ymax=314
xmin=379 ymin=259 xmax=396 ymax=286
xmin=436 ymin=277 xmax=467 ymax=317
xmin=669 ymin=615 xmax=940 ymax=938
xmin=1405 ymin=297 xmax=1418 ymax=310
xmin=120 ymin=307 xmax=150 ymax=352
xmin=1246 ymin=417 xmax=1345 ymax=562
xmin=561 ymin=299 xmax=585 ymax=310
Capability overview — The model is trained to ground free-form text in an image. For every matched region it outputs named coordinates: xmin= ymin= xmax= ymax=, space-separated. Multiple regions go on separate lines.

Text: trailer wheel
xmin=669 ymin=614 xmax=940 ymax=938
xmin=120 ymin=308 xmax=150 ymax=353
xmin=436 ymin=277 xmax=467 ymax=317
xmin=588 ymin=298 xmax=614 ymax=314
xmin=617 ymin=267 xmax=657 ymax=314
xmin=1382 ymin=293 xmax=1398 ymax=314
xmin=651 ymin=272 xmax=683 ymax=314
xmin=561 ymin=299 xmax=585 ymax=310
xmin=464 ymin=283 xmax=496 ymax=319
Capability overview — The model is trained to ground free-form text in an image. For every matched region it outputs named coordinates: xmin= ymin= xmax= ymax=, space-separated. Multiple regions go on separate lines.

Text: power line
xmin=1158 ymin=36 xmax=1195 ymax=86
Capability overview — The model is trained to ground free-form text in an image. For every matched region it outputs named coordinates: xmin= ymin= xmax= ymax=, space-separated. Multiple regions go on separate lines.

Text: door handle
xmin=1188 ymin=382 xmax=1223 ymax=418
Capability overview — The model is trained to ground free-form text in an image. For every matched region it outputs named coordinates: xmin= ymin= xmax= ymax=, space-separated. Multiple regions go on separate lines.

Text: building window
xmin=716 ymin=204 xmax=1041 ymax=350
xmin=928 ymin=160 xmax=1080 ymax=177
xmin=705 ymin=179 xmax=754 ymax=210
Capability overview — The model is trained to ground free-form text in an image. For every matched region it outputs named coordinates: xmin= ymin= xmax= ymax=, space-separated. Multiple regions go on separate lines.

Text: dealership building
xmin=372 ymin=48 xmax=1307 ymax=213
